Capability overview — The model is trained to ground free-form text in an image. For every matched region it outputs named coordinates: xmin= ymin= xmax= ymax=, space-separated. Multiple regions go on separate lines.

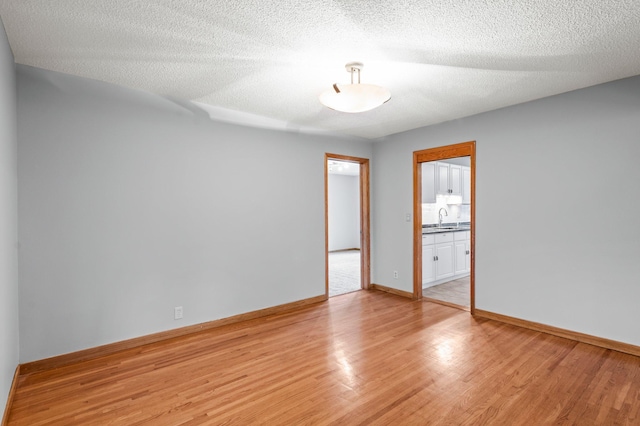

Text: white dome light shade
xmin=319 ymin=62 xmax=391 ymax=113
xmin=319 ymin=83 xmax=391 ymax=113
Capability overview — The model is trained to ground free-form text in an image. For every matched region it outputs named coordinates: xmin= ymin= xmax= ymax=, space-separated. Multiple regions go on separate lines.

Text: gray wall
xmin=17 ymin=65 xmax=372 ymax=362
xmin=328 ymin=174 xmax=360 ymax=251
xmin=372 ymin=75 xmax=640 ymax=346
xmin=0 ymin=16 xmax=18 ymax=415
xmin=12 ymin=52 xmax=640 ymax=365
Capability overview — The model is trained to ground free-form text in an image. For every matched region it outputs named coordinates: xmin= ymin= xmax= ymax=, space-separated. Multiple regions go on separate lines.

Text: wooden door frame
xmin=325 ymin=154 xmax=371 ymax=296
xmin=413 ymin=141 xmax=476 ymax=313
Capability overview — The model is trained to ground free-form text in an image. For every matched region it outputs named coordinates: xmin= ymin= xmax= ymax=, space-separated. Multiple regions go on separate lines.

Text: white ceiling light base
xmin=319 ymin=62 xmax=391 ymax=113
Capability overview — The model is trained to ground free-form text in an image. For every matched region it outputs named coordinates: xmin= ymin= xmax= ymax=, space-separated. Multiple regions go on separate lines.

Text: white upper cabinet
xmin=462 ymin=166 xmax=471 ymax=204
xmin=436 ymin=162 xmax=450 ymax=195
xmin=449 ymin=164 xmax=462 ymax=196
xmin=434 ymin=162 xmax=463 ymax=196
xmin=421 ymin=162 xmax=437 ymax=203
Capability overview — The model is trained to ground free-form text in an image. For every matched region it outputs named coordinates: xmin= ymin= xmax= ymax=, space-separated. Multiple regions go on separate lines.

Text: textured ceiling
xmin=1 ymin=1 xmax=640 ymax=140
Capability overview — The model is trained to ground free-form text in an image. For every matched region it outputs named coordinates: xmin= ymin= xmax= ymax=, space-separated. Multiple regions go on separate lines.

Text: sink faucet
xmin=438 ymin=208 xmax=448 ymax=227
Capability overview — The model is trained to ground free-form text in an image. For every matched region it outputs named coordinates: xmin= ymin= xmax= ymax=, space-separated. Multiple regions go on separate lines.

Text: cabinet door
xmin=454 ymin=240 xmax=467 ymax=275
xmin=422 ymin=244 xmax=436 ymax=284
xmin=436 ymin=162 xmax=450 ymax=195
xmin=421 ymin=162 xmax=437 ymax=203
xmin=462 ymin=166 xmax=471 ymax=204
xmin=465 ymin=241 xmax=471 ymax=272
xmin=449 ymin=164 xmax=462 ymax=196
xmin=435 ymin=242 xmax=455 ymax=281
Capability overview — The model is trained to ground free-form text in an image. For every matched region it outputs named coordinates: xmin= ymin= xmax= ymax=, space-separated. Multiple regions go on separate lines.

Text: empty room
xmin=2 ymin=1 xmax=640 ymax=424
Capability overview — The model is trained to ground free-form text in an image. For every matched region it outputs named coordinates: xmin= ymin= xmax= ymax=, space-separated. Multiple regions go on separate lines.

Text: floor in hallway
xmin=423 ymin=276 xmax=470 ymax=308
xmin=328 ymin=249 xmax=361 ymax=297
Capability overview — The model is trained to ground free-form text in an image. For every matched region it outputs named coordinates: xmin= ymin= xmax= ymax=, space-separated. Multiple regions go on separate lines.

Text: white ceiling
xmin=1 ymin=1 xmax=640 ymax=140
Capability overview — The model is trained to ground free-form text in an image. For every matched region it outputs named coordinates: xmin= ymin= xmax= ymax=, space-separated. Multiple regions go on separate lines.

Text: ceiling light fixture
xmin=319 ymin=62 xmax=391 ymax=113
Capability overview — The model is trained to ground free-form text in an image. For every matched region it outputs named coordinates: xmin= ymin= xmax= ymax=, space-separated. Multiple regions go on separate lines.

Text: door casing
xmin=413 ymin=142 xmax=476 ymax=312
xmin=325 ymin=153 xmax=371 ymax=296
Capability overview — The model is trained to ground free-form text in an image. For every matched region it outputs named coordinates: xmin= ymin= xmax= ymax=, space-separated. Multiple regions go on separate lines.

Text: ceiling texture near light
xmin=1 ymin=1 xmax=639 ymax=140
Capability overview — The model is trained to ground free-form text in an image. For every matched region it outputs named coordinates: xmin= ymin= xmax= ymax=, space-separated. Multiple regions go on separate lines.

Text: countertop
xmin=422 ymin=225 xmax=470 ymax=234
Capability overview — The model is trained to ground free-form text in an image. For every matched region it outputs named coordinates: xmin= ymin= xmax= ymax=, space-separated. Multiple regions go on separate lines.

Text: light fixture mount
xmin=344 ymin=62 xmax=362 ymax=85
xmin=319 ymin=62 xmax=390 ymax=113
xmin=345 ymin=61 xmax=363 ymax=73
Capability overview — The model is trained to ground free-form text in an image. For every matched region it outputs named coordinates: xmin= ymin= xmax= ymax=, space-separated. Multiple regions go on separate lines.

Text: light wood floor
xmin=7 ymin=290 xmax=640 ymax=425
xmin=423 ymin=276 xmax=470 ymax=308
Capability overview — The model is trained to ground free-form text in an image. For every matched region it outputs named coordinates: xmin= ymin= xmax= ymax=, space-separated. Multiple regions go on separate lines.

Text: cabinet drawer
xmin=434 ymin=232 xmax=454 ymax=243
xmin=422 ymin=234 xmax=435 ymax=245
xmin=454 ymin=231 xmax=471 ymax=241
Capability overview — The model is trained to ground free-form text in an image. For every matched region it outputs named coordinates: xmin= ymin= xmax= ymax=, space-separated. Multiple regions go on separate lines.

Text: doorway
xmin=325 ymin=154 xmax=370 ymax=297
xmin=413 ymin=142 xmax=475 ymax=312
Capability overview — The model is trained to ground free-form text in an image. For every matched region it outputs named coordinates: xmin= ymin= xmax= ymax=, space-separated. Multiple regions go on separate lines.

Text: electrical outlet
xmin=393 ymin=270 xmax=398 ymax=279
xmin=174 ymin=306 xmax=183 ymax=320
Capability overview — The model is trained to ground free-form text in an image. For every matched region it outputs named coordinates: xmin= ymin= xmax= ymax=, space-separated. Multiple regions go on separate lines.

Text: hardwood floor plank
xmin=7 ymin=291 xmax=640 ymax=425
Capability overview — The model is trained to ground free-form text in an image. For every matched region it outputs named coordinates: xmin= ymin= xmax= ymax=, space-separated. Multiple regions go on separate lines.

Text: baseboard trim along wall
xmin=370 ymin=283 xmax=414 ymax=299
xmin=20 ymin=294 xmax=327 ymax=376
xmin=1 ymin=365 xmax=20 ymax=426
xmin=474 ymin=309 xmax=640 ymax=358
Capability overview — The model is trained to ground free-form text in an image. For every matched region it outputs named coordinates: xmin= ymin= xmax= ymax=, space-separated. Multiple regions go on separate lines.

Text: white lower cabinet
xmin=423 ymin=231 xmax=470 ymax=287
xmin=454 ymin=231 xmax=471 ymax=276
xmin=465 ymin=241 xmax=471 ymax=271
xmin=422 ymin=242 xmax=436 ymax=284
xmin=454 ymin=240 xmax=467 ymax=276
xmin=434 ymin=240 xmax=455 ymax=281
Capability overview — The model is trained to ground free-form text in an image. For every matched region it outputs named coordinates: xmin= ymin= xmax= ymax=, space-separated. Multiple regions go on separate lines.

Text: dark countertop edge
xmin=422 ymin=224 xmax=471 ymax=235
xmin=423 ymin=222 xmax=470 ymax=229
xmin=422 ymin=228 xmax=470 ymax=234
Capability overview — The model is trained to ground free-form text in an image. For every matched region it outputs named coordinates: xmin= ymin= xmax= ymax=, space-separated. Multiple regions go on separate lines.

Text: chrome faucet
xmin=438 ymin=208 xmax=448 ymax=227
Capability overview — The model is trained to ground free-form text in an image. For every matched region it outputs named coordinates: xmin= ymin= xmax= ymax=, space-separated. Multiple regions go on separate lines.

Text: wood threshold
xmin=1 ymin=365 xmax=20 ymax=426
xmin=328 ymin=248 xmax=360 ymax=253
xmin=370 ymin=283 xmax=414 ymax=299
xmin=20 ymin=294 xmax=327 ymax=376
xmin=423 ymin=297 xmax=470 ymax=312
xmin=474 ymin=309 xmax=640 ymax=358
